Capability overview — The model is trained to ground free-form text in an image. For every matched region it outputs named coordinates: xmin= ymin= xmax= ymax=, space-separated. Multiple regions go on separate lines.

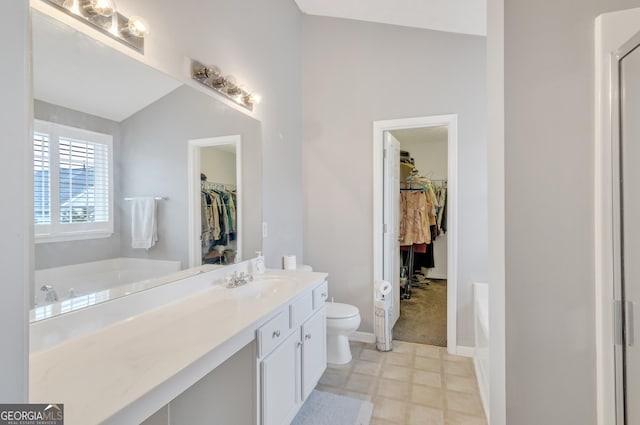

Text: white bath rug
xmin=290 ymin=390 xmax=373 ymax=425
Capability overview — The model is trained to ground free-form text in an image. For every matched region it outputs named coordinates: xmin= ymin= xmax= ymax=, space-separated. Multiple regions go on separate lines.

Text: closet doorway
xmin=187 ymin=135 xmax=242 ymax=268
xmin=373 ymin=115 xmax=457 ymax=353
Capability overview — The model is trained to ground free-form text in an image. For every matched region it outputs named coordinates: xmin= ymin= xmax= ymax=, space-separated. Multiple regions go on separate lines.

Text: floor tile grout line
xmin=326 ymin=340 xmax=486 ymax=424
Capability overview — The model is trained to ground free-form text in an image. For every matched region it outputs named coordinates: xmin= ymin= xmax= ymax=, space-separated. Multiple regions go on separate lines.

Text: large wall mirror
xmin=31 ymin=6 xmax=263 ymax=320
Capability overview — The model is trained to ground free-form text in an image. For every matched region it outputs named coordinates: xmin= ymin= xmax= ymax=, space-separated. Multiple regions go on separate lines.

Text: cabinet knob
xmin=305 ymin=333 xmax=312 ymax=340
xmin=321 ymin=292 xmax=327 ymax=298
xmin=273 ymin=330 xmax=281 ymax=338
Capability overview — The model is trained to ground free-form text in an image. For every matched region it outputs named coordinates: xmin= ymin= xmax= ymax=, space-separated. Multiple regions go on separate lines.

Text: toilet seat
xmin=326 ymin=302 xmax=359 ymax=319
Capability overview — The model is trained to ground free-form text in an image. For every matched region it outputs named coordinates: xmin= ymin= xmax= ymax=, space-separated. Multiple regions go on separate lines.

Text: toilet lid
xmin=326 ymin=302 xmax=359 ymax=319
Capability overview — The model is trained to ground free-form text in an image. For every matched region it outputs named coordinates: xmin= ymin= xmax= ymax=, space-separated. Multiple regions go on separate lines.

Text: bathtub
xmin=30 ymin=262 xmax=232 ymax=352
xmin=474 ymin=282 xmax=489 ymax=420
xmin=34 ymin=257 xmax=182 ymax=309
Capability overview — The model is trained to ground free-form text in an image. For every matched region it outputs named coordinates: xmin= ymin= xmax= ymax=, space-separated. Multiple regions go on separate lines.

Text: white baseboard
xmin=455 ymin=345 xmax=475 ymax=357
xmin=474 ymin=353 xmax=490 ymax=423
xmin=350 ymin=334 xmax=474 ymax=358
xmin=425 ymin=272 xmax=448 ymax=280
xmin=350 ymin=331 xmax=375 ymax=344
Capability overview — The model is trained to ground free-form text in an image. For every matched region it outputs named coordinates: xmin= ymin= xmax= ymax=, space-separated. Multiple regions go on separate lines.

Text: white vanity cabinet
xmin=261 ymin=330 xmax=301 ymax=425
xmin=300 ymin=308 xmax=326 ymax=400
xmin=258 ymin=280 xmax=328 ymax=425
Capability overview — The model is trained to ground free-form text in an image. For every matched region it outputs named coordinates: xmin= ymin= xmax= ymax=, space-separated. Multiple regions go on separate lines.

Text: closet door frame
xmin=372 ymin=114 xmax=458 ymax=355
xmin=187 ymin=135 xmax=242 ymax=268
xmin=595 ymin=9 xmax=640 ymax=425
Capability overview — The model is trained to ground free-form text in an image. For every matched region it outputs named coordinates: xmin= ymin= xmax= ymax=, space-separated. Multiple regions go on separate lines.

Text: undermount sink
xmin=228 ymin=276 xmax=296 ymax=299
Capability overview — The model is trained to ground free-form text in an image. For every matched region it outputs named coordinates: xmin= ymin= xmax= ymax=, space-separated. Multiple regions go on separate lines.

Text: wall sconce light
xmin=42 ymin=0 xmax=148 ymax=53
xmin=191 ymin=60 xmax=262 ymax=111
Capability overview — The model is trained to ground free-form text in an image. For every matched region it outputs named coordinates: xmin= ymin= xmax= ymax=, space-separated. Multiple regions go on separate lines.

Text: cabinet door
xmin=261 ymin=331 xmax=301 ymax=425
xmin=301 ymin=308 xmax=327 ymax=401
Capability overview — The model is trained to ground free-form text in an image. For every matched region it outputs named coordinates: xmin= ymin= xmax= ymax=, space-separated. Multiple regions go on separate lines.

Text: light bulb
xmin=125 ymin=16 xmax=150 ymax=37
xmin=250 ymin=93 xmax=262 ymax=104
xmin=62 ymin=0 xmax=78 ymax=13
xmin=224 ymin=76 xmax=237 ymax=87
xmin=209 ymin=65 xmax=221 ymax=77
xmin=88 ymin=0 xmax=116 ymax=17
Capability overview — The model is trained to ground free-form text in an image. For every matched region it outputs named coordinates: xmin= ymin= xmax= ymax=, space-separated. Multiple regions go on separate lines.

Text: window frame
xmin=33 ymin=119 xmax=114 ymax=243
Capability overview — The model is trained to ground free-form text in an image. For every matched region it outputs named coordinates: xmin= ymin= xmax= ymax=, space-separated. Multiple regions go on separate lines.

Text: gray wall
xmin=119 ymin=85 xmax=262 ymax=267
xmin=301 ymin=15 xmax=487 ymax=344
xmin=201 ymin=149 xmax=236 ymax=185
xmin=486 ymin=0 xmax=505 ymax=422
xmin=502 ymin=0 xmax=640 ymax=423
xmin=115 ymin=0 xmax=303 ymax=268
xmin=33 ymin=100 xmax=122 ymax=269
xmin=0 ymin=0 xmax=30 ymax=402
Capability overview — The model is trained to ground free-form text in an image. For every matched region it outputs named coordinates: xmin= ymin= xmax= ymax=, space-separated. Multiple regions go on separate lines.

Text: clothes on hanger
xmin=399 ymin=177 xmax=447 ymax=276
xmin=201 ymin=183 xmax=237 ymax=262
xmin=399 ymin=189 xmax=430 ymax=246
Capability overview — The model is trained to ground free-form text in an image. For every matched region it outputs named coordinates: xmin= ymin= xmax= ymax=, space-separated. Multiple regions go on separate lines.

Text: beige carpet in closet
xmin=392 ymin=278 xmax=447 ymax=347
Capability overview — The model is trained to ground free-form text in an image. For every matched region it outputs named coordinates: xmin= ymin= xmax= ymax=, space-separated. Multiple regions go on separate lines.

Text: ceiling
xmin=390 ymin=125 xmax=448 ymax=145
xmin=294 ymin=0 xmax=486 ymax=36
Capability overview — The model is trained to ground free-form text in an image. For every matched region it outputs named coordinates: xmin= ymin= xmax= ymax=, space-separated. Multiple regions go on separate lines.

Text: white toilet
xmin=326 ymin=302 xmax=361 ymax=365
xmin=293 ymin=264 xmax=361 ymax=365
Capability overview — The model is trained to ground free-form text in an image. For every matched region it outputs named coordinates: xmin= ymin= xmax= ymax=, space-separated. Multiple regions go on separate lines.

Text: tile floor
xmin=316 ymin=340 xmax=487 ymax=425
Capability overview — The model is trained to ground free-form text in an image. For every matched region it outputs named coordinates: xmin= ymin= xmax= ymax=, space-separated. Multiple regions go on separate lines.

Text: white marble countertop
xmin=29 ymin=269 xmax=328 ymax=425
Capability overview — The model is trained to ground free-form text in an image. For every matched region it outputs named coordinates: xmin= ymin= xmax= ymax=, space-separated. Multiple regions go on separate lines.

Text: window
xmin=33 ymin=120 xmax=113 ymax=242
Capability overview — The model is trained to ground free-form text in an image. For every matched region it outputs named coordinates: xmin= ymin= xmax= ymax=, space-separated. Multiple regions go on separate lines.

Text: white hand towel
xmin=131 ymin=197 xmax=158 ymax=249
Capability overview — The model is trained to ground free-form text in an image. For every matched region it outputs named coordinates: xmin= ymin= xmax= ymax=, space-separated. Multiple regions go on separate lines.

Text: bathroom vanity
xmin=29 ymin=268 xmax=329 ymax=425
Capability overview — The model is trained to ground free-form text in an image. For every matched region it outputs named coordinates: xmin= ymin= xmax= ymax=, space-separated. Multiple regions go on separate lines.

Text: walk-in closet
xmin=200 ymin=145 xmax=238 ymax=265
xmin=391 ymin=126 xmax=449 ymax=347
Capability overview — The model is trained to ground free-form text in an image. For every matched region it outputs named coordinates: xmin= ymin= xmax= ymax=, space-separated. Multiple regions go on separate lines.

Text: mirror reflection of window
xmin=33 ymin=119 xmax=113 ymax=242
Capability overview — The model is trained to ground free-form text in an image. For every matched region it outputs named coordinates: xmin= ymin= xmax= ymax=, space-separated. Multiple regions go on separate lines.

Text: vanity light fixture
xmin=191 ymin=60 xmax=262 ymax=111
xmin=42 ymin=0 xmax=148 ymax=53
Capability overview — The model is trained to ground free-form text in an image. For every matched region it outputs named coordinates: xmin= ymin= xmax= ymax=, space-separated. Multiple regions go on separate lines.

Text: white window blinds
xmin=34 ymin=120 xmax=114 ymax=242
xmin=33 ymin=132 xmax=50 ymax=225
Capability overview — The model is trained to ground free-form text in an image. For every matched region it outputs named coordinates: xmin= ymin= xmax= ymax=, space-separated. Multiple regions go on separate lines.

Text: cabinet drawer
xmin=257 ymin=311 xmax=290 ymax=357
xmin=290 ymin=292 xmax=313 ymax=329
xmin=312 ymin=280 xmax=329 ymax=310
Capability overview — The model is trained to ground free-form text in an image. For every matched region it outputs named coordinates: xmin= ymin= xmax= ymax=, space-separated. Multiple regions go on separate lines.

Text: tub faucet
xmin=40 ymin=284 xmax=58 ymax=303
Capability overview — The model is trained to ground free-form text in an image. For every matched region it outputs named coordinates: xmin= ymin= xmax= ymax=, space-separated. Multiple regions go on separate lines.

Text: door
xmin=618 ymin=40 xmax=640 ymax=425
xmin=261 ymin=331 xmax=300 ymax=425
xmin=301 ymin=308 xmax=326 ymax=400
xmin=383 ymin=132 xmax=401 ymax=326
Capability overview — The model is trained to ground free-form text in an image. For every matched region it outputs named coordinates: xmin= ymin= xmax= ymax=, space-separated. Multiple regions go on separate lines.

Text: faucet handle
xmin=40 ymin=284 xmax=52 ymax=291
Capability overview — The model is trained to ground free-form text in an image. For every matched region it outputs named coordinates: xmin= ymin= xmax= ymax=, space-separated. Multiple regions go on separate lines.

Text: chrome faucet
xmin=226 ymin=271 xmax=253 ymax=288
xmin=40 ymin=284 xmax=59 ymax=302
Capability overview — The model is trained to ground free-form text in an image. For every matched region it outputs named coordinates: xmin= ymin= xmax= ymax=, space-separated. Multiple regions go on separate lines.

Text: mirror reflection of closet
xmin=187 ymin=135 xmax=244 ymax=269
xmin=200 ymin=144 xmax=239 ymax=265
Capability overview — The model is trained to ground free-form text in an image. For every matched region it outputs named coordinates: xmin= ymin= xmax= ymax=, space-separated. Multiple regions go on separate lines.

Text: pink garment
xmin=399 ymin=191 xmax=431 ymax=246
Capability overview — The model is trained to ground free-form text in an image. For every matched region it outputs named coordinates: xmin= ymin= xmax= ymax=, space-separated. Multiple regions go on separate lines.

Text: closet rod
xmin=201 ymin=182 xmax=236 ymax=190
